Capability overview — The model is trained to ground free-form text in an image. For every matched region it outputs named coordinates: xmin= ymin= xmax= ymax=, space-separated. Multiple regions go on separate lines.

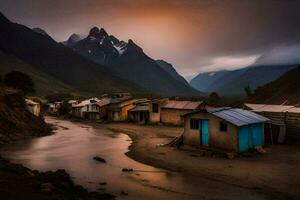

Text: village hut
xmin=25 ymin=99 xmax=40 ymax=117
xmin=71 ymin=98 xmax=99 ymax=118
xmin=82 ymin=98 xmax=111 ymax=121
xmin=245 ymin=103 xmax=300 ymax=143
xmin=148 ymin=99 xmax=168 ymax=124
xmin=128 ymin=103 xmax=150 ymax=124
xmin=108 ymin=99 xmax=139 ymax=122
xmin=160 ymin=100 xmax=205 ymax=126
xmin=182 ymin=108 xmax=269 ymax=152
xmin=48 ymin=101 xmax=63 ymax=114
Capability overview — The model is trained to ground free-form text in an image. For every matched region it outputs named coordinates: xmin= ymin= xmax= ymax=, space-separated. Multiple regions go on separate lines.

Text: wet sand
xmin=104 ymin=123 xmax=300 ymax=200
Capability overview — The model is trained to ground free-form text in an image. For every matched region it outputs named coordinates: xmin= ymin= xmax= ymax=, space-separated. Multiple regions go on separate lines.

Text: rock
xmin=122 ymin=168 xmax=133 ymax=172
xmin=93 ymin=156 xmax=106 ymax=163
xmin=120 ymin=191 xmax=128 ymax=196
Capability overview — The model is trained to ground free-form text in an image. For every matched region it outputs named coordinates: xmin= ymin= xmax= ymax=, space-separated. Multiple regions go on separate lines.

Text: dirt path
xmin=103 ymin=123 xmax=300 ymax=200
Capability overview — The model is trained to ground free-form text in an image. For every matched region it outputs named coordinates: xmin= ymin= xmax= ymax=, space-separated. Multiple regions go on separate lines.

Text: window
xmin=190 ymin=118 xmax=200 ymax=129
xmin=220 ymin=121 xmax=227 ymax=132
xmin=152 ymin=103 xmax=159 ymax=113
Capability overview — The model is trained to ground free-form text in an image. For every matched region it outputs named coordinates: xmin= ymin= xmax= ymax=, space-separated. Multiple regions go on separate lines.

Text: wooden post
xmin=269 ymin=123 xmax=274 ymax=145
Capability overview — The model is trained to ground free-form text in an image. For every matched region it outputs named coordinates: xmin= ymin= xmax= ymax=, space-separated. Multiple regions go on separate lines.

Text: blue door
xmin=250 ymin=123 xmax=264 ymax=147
xmin=238 ymin=126 xmax=249 ymax=152
xmin=201 ymin=120 xmax=209 ymax=145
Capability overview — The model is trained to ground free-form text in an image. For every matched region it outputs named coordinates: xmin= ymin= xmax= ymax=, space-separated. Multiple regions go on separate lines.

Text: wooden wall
xmin=257 ymin=111 xmax=300 ymax=141
xmin=286 ymin=112 xmax=300 ymax=140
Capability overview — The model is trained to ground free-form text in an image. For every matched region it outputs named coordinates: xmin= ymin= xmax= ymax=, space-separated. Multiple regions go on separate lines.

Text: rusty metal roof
xmin=162 ymin=100 xmax=202 ymax=110
xmin=245 ymin=103 xmax=300 ymax=113
xmin=25 ymin=99 xmax=39 ymax=105
xmin=94 ymin=98 xmax=111 ymax=107
xmin=129 ymin=105 xmax=149 ymax=112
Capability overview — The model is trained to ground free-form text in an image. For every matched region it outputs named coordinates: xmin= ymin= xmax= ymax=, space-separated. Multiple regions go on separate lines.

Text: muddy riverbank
xmin=105 ymin=123 xmax=300 ymax=200
xmin=1 ymin=117 xmax=270 ymax=200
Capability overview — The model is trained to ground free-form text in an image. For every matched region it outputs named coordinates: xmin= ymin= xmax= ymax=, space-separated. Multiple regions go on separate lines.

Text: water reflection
xmin=0 ymin=117 xmax=266 ymax=200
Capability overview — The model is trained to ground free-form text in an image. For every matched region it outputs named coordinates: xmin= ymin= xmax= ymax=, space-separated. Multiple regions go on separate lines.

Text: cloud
xmin=198 ymin=55 xmax=260 ymax=73
xmin=255 ymin=45 xmax=300 ymax=66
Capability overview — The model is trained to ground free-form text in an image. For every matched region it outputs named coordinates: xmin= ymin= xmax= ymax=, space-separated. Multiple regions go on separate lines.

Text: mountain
xmin=62 ymin=34 xmax=82 ymax=47
xmin=0 ymin=12 xmax=145 ymax=96
xmin=190 ymin=64 xmax=298 ymax=96
xmin=248 ymin=66 xmax=300 ymax=104
xmin=64 ymin=27 xmax=200 ymax=97
xmin=155 ymin=60 xmax=189 ymax=86
xmin=190 ymin=70 xmax=230 ymax=92
xmin=32 ymin=27 xmax=48 ymax=36
xmin=0 ymin=51 xmax=78 ymax=95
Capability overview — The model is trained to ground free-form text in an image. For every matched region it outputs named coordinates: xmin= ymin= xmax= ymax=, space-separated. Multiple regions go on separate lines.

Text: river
xmin=0 ymin=116 xmax=266 ymax=200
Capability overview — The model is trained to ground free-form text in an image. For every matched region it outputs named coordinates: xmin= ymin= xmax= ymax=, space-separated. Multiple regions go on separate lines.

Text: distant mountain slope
xmin=215 ymin=65 xmax=297 ymax=96
xmin=190 ymin=64 xmax=297 ymax=96
xmin=248 ymin=66 xmax=300 ymax=105
xmin=0 ymin=51 xmax=78 ymax=95
xmin=190 ymin=70 xmax=230 ymax=92
xmin=155 ymin=60 xmax=189 ymax=86
xmin=0 ymin=12 xmax=144 ymax=96
xmin=65 ymin=27 xmax=200 ymax=96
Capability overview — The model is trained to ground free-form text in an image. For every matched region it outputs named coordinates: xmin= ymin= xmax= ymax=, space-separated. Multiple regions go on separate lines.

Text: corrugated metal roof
xmin=94 ymin=98 xmax=111 ymax=107
xmin=162 ymin=100 xmax=202 ymax=110
xmin=209 ymin=108 xmax=269 ymax=127
xmin=245 ymin=103 xmax=300 ymax=113
xmin=25 ymin=99 xmax=39 ymax=105
xmin=129 ymin=105 xmax=149 ymax=112
xmin=72 ymin=98 xmax=100 ymax=107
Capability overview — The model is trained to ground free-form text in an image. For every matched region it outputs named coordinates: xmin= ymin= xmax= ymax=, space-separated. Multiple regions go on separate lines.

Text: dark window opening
xmin=140 ymin=113 xmax=144 ymax=121
xmin=190 ymin=118 xmax=200 ymax=129
xmin=152 ymin=103 xmax=159 ymax=113
xmin=220 ymin=121 xmax=227 ymax=132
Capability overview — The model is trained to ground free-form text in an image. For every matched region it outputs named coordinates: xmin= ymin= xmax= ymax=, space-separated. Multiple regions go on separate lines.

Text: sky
xmin=1 ymin=0 xmax=300 ymax=78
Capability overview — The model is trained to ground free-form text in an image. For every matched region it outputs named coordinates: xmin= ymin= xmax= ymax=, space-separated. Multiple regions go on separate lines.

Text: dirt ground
xmin=103 ymin=122 xmax=300 ymax=200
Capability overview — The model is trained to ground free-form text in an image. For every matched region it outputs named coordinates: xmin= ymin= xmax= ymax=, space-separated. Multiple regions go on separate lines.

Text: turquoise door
xmin=250 ymin=123 xmax=264 ymax=147
xmin=238 ymin=126 xmax=249 ymax=152
xmin=201 ymin=120 xmax=209 ymax=145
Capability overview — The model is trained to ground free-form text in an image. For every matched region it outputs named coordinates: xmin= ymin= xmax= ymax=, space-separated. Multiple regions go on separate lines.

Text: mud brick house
xmin=160 ymin=100 xmax=205 ymax=126
xmin=148 ymin=99 xmax=168 ymax=124
xmin=128 ymin=103 xmax=150 ymax=124
xmin=108 ymin=99 xmax=140 ymax=122
xmin=182 ymin=108 xmax=269 ymax=152
xmin=245 ymin=103 xmax=300 ymax=143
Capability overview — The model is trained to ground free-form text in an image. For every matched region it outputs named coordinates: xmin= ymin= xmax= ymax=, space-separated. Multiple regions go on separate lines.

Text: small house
xmin=71 ymin=98 xmax=99 ymax=118
xmin=161 ymin=100 xmax=205 ymax=126
xmin=25 ymin=99 xmax=40 ymax=117
xmin=48 ymin=101 xmax=62 ymax=114
xmin=128 ymin=103 xmax=150 ymax=124
xmin=245 ymin=103 xmax=300 ymax=142
xmin=149 ymin=99 xmax=168 ymax=124
xmin=82 ymin=98 xmax=111 ymax=121
xmin=108 ymin=99 xmax=138 ymax=122
xmin=182 ymin=108 xmax=269 ymax=152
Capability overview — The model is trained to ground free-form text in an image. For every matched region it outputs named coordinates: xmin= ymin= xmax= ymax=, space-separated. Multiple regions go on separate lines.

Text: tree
xmin=208 ymin=92 xmax=221 ymax=106
xmin=244 ymin=85 xmax=252 ymax=97
xmin=58 ymin=101 xmax=71 ymax=116
xmin=4 ymin=71 xmax=35 ymax=95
